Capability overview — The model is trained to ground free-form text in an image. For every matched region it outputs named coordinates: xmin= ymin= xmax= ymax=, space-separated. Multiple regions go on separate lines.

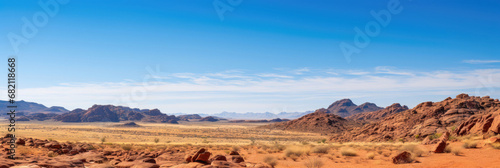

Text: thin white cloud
xmin=345 ymin=70 xmax=371 ymax=76
xmin=375 ymin=66 xmax=414 ymax=76
xmin=463 ymin=60 xmax=500 ymax=64
xmin=292 ymin=67 xmax=310 ymax=75
xmin=258 ymin=73 xmax=294 ymax=78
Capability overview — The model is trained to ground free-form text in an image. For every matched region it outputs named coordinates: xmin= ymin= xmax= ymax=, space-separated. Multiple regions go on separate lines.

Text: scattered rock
xmin=392 ymin=151 xmax=414 ymax=164
xmin=433 ymin=140 xmax=447 ymax=153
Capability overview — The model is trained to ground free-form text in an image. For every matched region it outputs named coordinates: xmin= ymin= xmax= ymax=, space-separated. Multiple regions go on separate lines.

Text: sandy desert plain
xmin=1 ymin=118 xmax=499 ymax=168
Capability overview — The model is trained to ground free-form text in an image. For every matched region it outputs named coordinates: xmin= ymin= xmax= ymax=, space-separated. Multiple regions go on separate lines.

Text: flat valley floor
xmin=1 ymin=120 xmax=499 ymax=168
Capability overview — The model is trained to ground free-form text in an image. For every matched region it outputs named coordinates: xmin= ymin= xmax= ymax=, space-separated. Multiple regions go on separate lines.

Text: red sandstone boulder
xmin=392 ymin=151 xmax=414 ymax=164
xmin=15 ymin=138 xmax=25 ymax=145
xmin=433 ymin=140 xmax=447 ymax=153
xmin=209 ymin=155 xmax=227 ymax=162
xmin=44 ymin=142 xmax=62 ymax=149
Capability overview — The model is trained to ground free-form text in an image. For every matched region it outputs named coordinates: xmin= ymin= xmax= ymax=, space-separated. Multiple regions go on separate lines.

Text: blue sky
xmin=1 ymin=0 xmax=500 ymax=114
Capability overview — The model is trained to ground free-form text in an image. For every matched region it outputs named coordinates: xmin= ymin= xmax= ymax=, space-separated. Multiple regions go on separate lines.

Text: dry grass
xmin=491 ymin=143 xmax=500 ymax=149
xmin=462 ymin=140 xmax=478 ymax=149
xmin=451 ymin=146 xmax=463 ymax=156
xmin=304 ymin=157 xmax=324 ymax=168
xmin=366 ymin=152 xmax=375 ymax=159
xmin=17 ymin=146 xmax=35 ymax=156
xmin=312 ymin=145 xmax=330 ymax=154
xmin=400 ymin=143 xmax=425 ymax=157
xmin=340 ymin=147 xmax=357 ymax=156
xmin=2 ymin=121 xmax=326 ymax=146
xmin=263 ymin=155 xmax=278 ymax=168
xmin=284 ymin=145 xmax=311 ymax=157
xmin=47 ymin=151 xmax=58 ymax=157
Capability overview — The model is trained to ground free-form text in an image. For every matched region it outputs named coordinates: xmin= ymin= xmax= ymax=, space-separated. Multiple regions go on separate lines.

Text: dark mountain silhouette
xmin=54 ymin=105 xmax=179 ymax=123
xmin=0 ymin=100 xmax=68 ymax=116
xmin=327 ymin=99 xmax=382 ymax=117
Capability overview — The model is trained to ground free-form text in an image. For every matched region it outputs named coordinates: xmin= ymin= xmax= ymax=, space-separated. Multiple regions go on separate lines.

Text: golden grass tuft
xmin=340 ymin=147 xmax=357 ymax=156
xmin=284 ymin=145 xmax=311 ymax=157
xmin=462 ymin=140 xmax=478 ymax=149
xmin=491 ymin=143 xmax=500 ymax=150
xmin=312 ymin=145 xmax=330 ymax=154
xmin=366 ymin=152 xmax=375 ymax=159
xmin=304 ymin=157 xmax=324 ymax=168
xmin=263 ymin=155 xmax=278 ymax=168
xmin=400 ymin=143 xmax=425 ymax=157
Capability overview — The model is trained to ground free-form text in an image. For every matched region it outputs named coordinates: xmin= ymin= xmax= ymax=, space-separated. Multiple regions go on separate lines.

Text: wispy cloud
xmin=375 ymin=66 xmax=414 ymax=76
xmin=463 ymin=60 xmax=500 ymax=64
xmin=9 ymin=68 xmax=500 ymax=114
xmin=258 ymin=73 xmax=294 ymax=78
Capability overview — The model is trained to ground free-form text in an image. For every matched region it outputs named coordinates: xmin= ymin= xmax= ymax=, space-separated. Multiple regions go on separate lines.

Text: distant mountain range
xmin=3 ymin=98 xmax=384 ymax=121
xmin=0 ymin=100 xmax=69 ymax=116
xmin=192 ymin=111 xmax=315 ymax=120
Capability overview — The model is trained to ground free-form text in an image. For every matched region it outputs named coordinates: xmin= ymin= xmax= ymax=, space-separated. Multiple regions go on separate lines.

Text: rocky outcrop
xmin=199 ymin=116 xmax=219 ymax=122
xmin=392 ymin=151 xmax=414 ymax=164
xmin=181 ymin=148 xmax=269 ymax=168
xmin=177 ymin=114 xmax=202 ymax=121
xmin=332 ymin=94 xmax=500 ymax=142
xmin=327 ymin=99 xmax=382 ymax=117
xmin=262 ymin=108 xmax=358 ymax=134
xmin=347 ymin=103 xmax=409 ymax=122
xmin=455 ymin=110 xmax=500 ymax=136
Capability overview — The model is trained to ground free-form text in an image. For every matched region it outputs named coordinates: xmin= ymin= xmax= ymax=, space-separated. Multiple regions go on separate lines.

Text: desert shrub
xmin=451 ymin=147 xmax=463 ymax=156
xmin=491 ymin=143 xmax=500 ymax=149
xmin=249 ymin=137 xmax=256 ymax=145
xmin=377 ymin=150 xmax=383 ymax=155
xmin=383 ymin=152 xmax=391 ymax=157
xmin=301 ymin=141 xmax=310 ymax=145
xmin=47 ymin=151 xmax=58 ymax=157
xmin=444 ymin=146 xmax=452 ymax=153
xmin=429 ymin=133 xmax=443 ymax=140
xmin=304 ymin=157 xmax=323 ymax=168
xmin=285 ymin=146 xmax=305 ymax=157
xmin=17 ymin=146 xmax=34 ymax=156
xmin=321 ymin=139 xmax=327 ymax=144
xmin=462 ymin=140 xmax=478 ymax=148
xmin=122 ymin=144 xmax=133 ymax=151
xmin=232 ymin=145 xmax=241 ymax=152
xmin=100 ymin=137 xmax=106 ymax=144
xmin=272 ymin=143 xmax=286 ymax=152
xmin=400 ymin=144 xmax=425 ymax=157
xmin=340 ymin=147 xmax=357 ymax=156
xmin=312 ymin=145 xmax=330 ymax=154
xmin=367 ymin=152 xmax=375 ymax=159
xmin=87 ymin=144 xmax=96 ymax=150
xmin=154 ymin=138 xmax=160 ymax=143
xmin=263 ymin=155 xmax=278 ymax=168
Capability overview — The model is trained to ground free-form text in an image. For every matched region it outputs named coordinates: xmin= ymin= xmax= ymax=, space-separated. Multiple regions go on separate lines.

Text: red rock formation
xmin=332 ymin=94 xmax=500 ymax=142
xmin=327 ymin=99 xmax=382 ymax=117
xmin=262 ymin=108 xmax=358 ymax=134
xmin=347 ymin=103 xmax=409 ymax=122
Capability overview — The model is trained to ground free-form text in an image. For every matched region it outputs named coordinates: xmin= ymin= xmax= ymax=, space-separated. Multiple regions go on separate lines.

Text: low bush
xmin=340 ymin=147 xmax=357 ymax=156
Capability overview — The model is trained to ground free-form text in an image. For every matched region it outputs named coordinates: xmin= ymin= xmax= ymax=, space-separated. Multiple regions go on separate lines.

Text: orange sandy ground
xmin=240 ymin=142 xmax=500 ymax=168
